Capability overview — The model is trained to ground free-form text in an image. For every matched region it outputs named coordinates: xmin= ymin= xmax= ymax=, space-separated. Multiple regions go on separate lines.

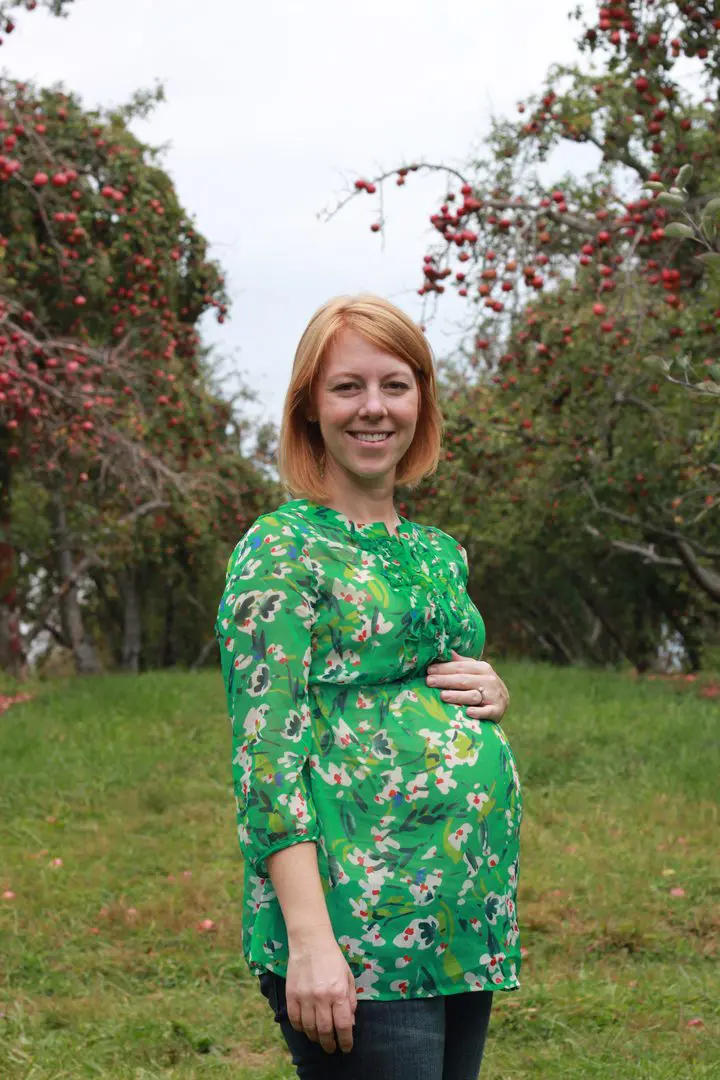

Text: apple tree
xmin=333 ymin=0 xmax=719 ymax=666
xmin=0 ymin=76 xmax=241 ymax=674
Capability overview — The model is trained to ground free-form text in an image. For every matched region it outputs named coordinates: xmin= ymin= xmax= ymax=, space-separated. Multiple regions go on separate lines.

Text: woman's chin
xmin=329 ymin=453 xmax=400 ymax=479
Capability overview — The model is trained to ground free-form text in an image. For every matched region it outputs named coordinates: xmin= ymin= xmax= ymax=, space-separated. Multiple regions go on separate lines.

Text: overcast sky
xmin=4 ymin=0 xmax=596 ymax=429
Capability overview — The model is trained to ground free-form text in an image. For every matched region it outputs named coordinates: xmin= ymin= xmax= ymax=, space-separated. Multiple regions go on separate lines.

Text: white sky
xmin=4 ymin=0 xmax=597 ymax=430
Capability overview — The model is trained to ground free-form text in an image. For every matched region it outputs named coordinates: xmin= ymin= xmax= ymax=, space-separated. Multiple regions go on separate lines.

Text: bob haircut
xmin=278 ymin=294 xmax=444 ymax=504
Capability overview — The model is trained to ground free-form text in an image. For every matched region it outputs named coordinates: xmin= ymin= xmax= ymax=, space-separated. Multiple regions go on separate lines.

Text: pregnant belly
xmin=310 ymin=676 xmax=522 ymax=817
xmin=310 ymin=678 xmax=522 ymax=921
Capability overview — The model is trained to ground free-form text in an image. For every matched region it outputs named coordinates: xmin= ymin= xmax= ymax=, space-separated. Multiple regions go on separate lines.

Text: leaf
xmin=340 ymin=805 xmax=357 ymax=839
xmin=352 ymin=789 xmax=368 ymax=814
xmin=319 ymin=730 xmax=333 ymax=756
xmin=676 ymin=163 xmax=693 ymax=188
xmin=700 ymin=198 xmax=720 ymax=231
xmin=695 ymin=252 xmax=720 ymax=267
xmin=442 ymin=947 xmax=464 ymax=981
xmin=643 ymin=354 xmax=671 ymax=373
xmin=663 ymin=222 xmax=695 ymax=240
xmin=365 ymin=578 xmax=391 ymax=606
xmin=643 ymin=181 xmax=666 ymax=192
xmin=418 ymin=918 xmax=438 ymax=947
xmin=657 ymin=193 xmax=687 ymax=209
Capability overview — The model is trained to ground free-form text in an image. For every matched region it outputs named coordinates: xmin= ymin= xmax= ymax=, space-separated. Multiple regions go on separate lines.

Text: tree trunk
xmin=576 ymin=585 xmax=652 ymax=671
xmin=117 ymin=567 xmax=142 ymax=673
xmin=160 ymin=585 xmax=175 ymax=668
xmin=0 ymin=439 xmax=22 ymax=675
xmin=49 ymin=488 xmax=103 ymax=675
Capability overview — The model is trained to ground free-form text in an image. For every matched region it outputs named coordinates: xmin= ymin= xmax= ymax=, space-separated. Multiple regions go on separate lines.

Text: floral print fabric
xmin=215 ymin=498 xmax=523 ymax=1000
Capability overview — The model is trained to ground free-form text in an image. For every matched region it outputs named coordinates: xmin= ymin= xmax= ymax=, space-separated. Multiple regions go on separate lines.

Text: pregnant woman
xmin=215 ymin=294 xmax=523 ymax=1079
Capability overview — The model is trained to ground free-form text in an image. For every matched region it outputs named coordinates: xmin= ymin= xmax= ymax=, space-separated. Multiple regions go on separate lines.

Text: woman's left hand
xmin=425 ymin=649 xmax=509 ymax=722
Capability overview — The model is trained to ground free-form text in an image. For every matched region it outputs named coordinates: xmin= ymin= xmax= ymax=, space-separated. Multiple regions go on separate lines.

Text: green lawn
xmin=1 ymin=664 xmax=718 ymax=1078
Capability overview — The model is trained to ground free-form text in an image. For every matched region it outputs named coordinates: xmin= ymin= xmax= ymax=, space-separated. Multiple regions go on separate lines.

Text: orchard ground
xmin=0 ymin=663 xmax=718 ymax=1079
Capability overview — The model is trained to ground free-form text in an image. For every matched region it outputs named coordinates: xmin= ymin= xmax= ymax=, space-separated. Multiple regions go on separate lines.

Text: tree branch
xmin=673 ymin=537 xmax=720 ymax=605
xmin=584 ymin=524 xmax=683 ymax=567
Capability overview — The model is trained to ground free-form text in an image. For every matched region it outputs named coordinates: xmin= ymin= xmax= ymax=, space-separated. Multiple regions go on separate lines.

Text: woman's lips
xmin=346 ymin=432 xmax=395 ymax=445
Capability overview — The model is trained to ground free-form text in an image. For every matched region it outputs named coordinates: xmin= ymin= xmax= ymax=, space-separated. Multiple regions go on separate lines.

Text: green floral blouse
xmin=215 ymin=498 xmax=523 ymax=1000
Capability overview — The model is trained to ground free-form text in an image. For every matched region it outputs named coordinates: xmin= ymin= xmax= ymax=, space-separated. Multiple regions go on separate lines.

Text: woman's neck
xmin=320 ymin=490 xmax=400 ymax=530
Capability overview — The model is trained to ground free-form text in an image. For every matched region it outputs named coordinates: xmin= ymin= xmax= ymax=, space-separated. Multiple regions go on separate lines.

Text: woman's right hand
xmin=285 ymin=934 xmax=357 ymax=1055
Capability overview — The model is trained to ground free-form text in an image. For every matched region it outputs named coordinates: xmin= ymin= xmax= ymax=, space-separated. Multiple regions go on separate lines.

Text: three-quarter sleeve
xmin=215 ymin=515 xmax=321 ymax=877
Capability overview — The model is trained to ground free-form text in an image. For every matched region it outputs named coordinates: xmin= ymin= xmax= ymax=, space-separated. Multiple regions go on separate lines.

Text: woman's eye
xmin=334 ymin=382 xmax=409 ymax=391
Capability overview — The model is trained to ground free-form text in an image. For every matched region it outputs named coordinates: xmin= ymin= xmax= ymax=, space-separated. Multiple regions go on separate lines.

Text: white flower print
xmin=464 ymin=971 xmax=489 ymax=990
xmin=432 ymin=766 xmax=457 ymax=794
xmin=354 ymin=958 xmax=384 ymax=999
xmin=361 ymin=923 xmax=387 ymax=947
xmin=483 ymin=892 xmax=507 ymax=925
xmin=392 ymin=916 xmax=439 ymax=951
xmin=332 ymin=718 xmax=360 ymax=750
xmin=282 ymin=706 xmax=310 ymax=742
xmin=311 ymin=758 xmax=353 ymax=788
xmin=337 ymin=934 xmax=366 ymax=961
xmin=418 ymin=727 xmax=443 ymax=747
xmin=389 ymin=688 xmax=420 ymax=715
xmin=242 ymin=704 xmax=269 ymax=738
xmin=247 ymin=663 xmax=270 ymax=697
xmin=347 ymin=848 xmax=385 ymax=872
xmin=456 ymin=878 xmax=474 ymax=906
xmin=408 ymin=869 xmax=443 ymax=905
xmin=373 ymin=612 xmax=395 ymax=635
xmin=349 ymin=896 xmax=371 ymax=921
xmin=370 ymin=827 xmax=401 ymax=854
xmin=321 ymin=647 xmax=362 ymax=680
xmin=480 ymin=951 xmax=506 ymax=973
xmin=374 ymin=767 xmax=404 ymax=804
xmin=333 ymin=579 xmax=370 ymax=609
xmin=277 ymin=790 xmax=312 ymax=825
xmin=467 ymin=791 xmax=490 ymax=812
xmin=448 ymin=823 xmax=473 ymax=851
xmin=405 ymin=772 xmax=429 ymax=802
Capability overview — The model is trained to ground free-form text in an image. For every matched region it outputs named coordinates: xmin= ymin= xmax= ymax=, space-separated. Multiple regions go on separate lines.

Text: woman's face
xmin=312 ymin=328 xmax=420 ymax=486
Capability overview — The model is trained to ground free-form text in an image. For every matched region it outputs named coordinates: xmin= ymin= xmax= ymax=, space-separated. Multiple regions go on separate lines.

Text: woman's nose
xmin=359 ymin=394 xmax=387 ymax=416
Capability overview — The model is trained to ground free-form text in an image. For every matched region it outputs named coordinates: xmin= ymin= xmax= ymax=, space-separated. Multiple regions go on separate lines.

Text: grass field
xmin=1 ymin=663 xmax=718 ymax=1079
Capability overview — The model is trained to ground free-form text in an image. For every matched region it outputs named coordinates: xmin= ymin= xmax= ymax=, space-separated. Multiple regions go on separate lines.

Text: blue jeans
xmin=258 ymin=971 xmax=493 ymax=1079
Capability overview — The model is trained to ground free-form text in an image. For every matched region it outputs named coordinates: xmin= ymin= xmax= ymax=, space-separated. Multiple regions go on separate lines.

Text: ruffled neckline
xmin=280 ymin=498 xmax=466 ymax=661
xmin=282 ymin=498 xmax=414 ymax=544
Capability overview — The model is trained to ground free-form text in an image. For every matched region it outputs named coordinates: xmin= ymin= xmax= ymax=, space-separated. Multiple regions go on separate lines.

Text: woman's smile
xmin=346 ymin=431 xmax=396 ymax=445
